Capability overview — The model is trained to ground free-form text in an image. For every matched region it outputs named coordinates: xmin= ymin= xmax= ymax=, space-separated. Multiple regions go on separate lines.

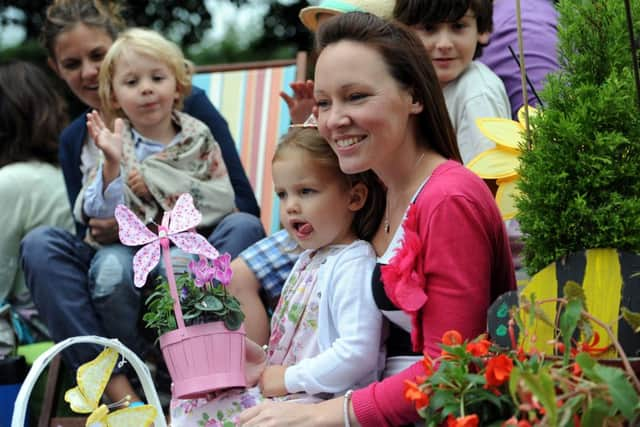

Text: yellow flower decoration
xmin=466 ymin=106 xmax=538 ymax=220
xmin=64 ymin=347 xmax=157 ymax=427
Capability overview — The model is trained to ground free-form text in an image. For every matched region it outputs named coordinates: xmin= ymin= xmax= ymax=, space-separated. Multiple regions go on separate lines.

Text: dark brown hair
xmin=41 ymin=0 xmax=125 ymax=59
xmin=315 ymin=12 xmax=461 ymax=162
xmin=0 ymin=61 xmax=68 ymax=167
xmin=393 ymin=0 xmax=493 ymax=58
xmin=274 ymin=127 xmax=385 ymax=241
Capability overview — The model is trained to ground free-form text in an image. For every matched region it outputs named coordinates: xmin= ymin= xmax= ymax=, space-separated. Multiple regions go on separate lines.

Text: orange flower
xmin=403 ymin=379 xmax=430 ymax=410
xmin=422 ymin=355 xmax=434 ymax=376
xmin=503 ymin=417 xmax=532 ymax=427
xmin=442 ymin=330 xmax=463 ymax=346
xmin=466 ymin=339 xmax=492 ymax=357
xmin=485 ymin=354 xmax=514 ymax=387
xmin=576 ymin=332 xmax=610 ymax=356
xmin=446 ymin=414 xmax=479 ymax=427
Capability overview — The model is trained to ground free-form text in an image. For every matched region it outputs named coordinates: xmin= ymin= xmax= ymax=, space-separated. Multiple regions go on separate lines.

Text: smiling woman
xmin=238 ymin=12 xmax=516 ymax=427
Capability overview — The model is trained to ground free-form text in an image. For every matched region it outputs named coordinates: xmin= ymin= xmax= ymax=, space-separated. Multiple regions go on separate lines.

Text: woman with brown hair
xmin=239 ymin=12 xmax=516 ymax=426
xmin=0 ymin=60 xmax=73 ymax=311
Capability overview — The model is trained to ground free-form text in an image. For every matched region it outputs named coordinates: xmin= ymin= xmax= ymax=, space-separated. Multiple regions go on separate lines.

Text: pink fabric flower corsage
xmin=381 ymin=203 xmax=428 ymax=352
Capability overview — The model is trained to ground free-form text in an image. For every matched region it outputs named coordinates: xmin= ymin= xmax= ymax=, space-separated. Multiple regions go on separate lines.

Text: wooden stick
xmin=515 ymin=0 xmax=531 ymax=149
xmin=623 ymin=0 xmax=640 ymax=110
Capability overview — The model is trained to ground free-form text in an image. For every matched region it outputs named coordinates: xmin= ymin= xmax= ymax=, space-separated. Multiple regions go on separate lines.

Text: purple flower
xmin=211 ymin=253 xmax=233 ymax=286
xmin=180 ymin=286 xmax=189 ymax=301
xmin=188 ymin=258 xmax=216 ymax=287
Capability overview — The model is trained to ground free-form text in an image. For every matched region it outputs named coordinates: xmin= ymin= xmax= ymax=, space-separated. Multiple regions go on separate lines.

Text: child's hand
xmin=280 ymin=80 xmax=315 ymax=125
xmin=245 ymin=338 xmax=267 ymax=387
xmin=127 ymin=168 xmax=152 ymax=201
xmin=258 ymin=365 xmax=287 ymax=397
xmin=86 ymin=110 xmax=124 ymax=166
xmin=88 ymin=217 xmax=119 ymax=245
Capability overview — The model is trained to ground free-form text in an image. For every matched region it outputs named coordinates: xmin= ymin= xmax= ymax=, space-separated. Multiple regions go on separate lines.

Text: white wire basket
xmin=11 ymin=335 xmax=167 ymax=427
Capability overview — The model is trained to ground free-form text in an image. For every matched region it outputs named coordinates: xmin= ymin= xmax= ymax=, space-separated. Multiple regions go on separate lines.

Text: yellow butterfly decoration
xmin=466 ymin=106 xmax=539 ymax=220
xmin=64 ymin=347 xmax=157 ymax=427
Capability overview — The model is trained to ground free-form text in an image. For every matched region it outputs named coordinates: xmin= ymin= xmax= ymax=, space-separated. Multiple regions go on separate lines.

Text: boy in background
xmin=394 ymin=0 xmax=511 ymax=164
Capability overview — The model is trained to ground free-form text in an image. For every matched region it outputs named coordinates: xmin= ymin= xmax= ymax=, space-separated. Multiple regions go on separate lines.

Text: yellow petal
xmin=495 ymin=177 xmax=521 ymax=220
xmin=65 ymin=347 xmax=119 ymax=414
xmin=466 ymin=148 xmax=520 ymax=179
xmin=476 ymin=118 xmax=524 ymax=150
xmin=64 ymin=386 xmax=94 ymax=414
xmin=106 ymin=405 xmax=157 ymax=427
xmin=86 ymin=404 xmax=109 ymax=427
xmin=517 ymin=105 xmax=539 ymax=127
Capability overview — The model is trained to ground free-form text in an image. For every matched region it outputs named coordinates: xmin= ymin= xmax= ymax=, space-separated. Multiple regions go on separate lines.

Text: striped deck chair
xmin=193 ymin=52 xmax=308 ymax=234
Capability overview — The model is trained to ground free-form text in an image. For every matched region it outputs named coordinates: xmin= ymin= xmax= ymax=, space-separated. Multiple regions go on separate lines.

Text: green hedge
xmin=516 ymin=0 xmax=640 ymax=274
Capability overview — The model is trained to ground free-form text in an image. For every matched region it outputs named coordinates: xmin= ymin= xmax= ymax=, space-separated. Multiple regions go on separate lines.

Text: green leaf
xmin=592 ymin=363 xmax=639 ymax=419
xmin=559 ymin=299 xmax=582 ymax=365
xmin=580 ymin=397 xmax=610 ymax=427
xmin=558 ymin=395 xmax=584 ymax=427
xmin=575 ymin=352 xmax=600 ymax=381
xmin=226 ymin=297 xmax=242 ymax=312
xmin=195 ymin=295 xmax=224 ymax=312
xmin=518 ymin=367 xmax=558 ymax=426
xmin=224 ymin=310 xmax=244 ymax=330
xmin=621 ymin=307 xmax=640 ymax=333
xmin=563 ymin=280 xmax=587 ymax=305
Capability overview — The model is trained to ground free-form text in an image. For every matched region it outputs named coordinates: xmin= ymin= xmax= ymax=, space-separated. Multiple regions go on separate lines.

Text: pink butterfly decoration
xmin=115 ymin=193 xmax=219 ymax=287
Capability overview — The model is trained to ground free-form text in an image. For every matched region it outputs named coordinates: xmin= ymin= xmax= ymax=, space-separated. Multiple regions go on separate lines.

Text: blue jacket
xmin=59 ymin=86 xmax=260 ymax=236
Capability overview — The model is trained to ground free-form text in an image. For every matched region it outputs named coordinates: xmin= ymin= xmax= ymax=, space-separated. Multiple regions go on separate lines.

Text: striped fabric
xmin=193 ymin=64 xmax=298 ymax=234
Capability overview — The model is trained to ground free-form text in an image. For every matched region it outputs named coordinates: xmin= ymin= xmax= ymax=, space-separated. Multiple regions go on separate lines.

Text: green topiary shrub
xmin=517 ymin=0 xmax=640 ymax=274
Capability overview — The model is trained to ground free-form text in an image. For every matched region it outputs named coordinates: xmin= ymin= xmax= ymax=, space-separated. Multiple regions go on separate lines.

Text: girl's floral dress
xmin=170 ymin=246 xmax=343 ymax=426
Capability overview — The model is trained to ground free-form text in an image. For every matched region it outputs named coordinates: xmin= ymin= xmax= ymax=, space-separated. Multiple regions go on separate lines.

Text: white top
xmin=443 ymin=61 xmax=511 ymax=164
xmin=285 ymin=240 xmax=385 ymax=395
xmin=0 ymin=162 xmax=74 ymax=302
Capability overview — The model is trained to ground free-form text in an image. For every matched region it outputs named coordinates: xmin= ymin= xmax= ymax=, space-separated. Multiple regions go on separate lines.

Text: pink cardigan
xmin=352 ymin=160 xmax=516 ymax=426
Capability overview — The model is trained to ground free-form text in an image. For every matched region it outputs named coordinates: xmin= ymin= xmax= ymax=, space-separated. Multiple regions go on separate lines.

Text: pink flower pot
xmin=159 ymin=322 xmax=246 ymax=399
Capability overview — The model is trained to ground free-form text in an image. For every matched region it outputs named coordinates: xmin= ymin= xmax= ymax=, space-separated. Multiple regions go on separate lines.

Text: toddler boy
xmin=394 ymin=0 xmax=511 ymax=164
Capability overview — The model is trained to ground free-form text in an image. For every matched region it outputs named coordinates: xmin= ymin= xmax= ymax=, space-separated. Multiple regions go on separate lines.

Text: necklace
xmin=384 ymin=151 xmax=426 ymax=234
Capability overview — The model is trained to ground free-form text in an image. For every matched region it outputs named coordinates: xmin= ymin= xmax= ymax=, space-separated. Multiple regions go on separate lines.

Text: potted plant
xmin=516 ymin=0 xmax=640 ymax=275
xmin=143 ymin=253 xmax=243 ymax=335
xmin=404 ymin=283 xmax=640 ymax=426
xmin=115 ymin=193 xmax=246 ymax=399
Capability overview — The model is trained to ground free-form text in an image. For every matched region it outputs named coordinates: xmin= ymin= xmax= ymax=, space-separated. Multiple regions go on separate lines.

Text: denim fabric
xmin=239 ymin=229 xmax=299 ymax=300
xmin=20 ymin=212 xmax=264 ymax=371
xmin=208 ymin=212 xmax=266 ymax=259
xmin=88 ymin=243 xmax=196 ymax=360
xmin=20 ymin=226 xmax=104 ymax=371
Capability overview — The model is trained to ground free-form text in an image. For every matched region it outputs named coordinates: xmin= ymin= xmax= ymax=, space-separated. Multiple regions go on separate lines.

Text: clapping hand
xmin=86 ymin=110 xmax=125 ymax=185
xmin=280 ymin=80 xmax=316 ymax=125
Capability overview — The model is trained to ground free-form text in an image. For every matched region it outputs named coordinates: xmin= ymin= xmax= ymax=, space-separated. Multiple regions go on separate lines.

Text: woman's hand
xmin=239 ymin=392 xmax=352 ymax=426
xmin=127 ymin=169 xmax=152 ymax=201
xmin=238 ymin=401 xmax=319 ymax=426
xmin=280 ymin=80 xmax=315 ymax=124
xmin=258 ymin=365 xmax=288 ymax=397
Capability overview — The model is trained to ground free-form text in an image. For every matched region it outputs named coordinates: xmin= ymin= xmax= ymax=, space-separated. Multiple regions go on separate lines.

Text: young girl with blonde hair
xmin=171 ymin=126 xmax=386 ymax=425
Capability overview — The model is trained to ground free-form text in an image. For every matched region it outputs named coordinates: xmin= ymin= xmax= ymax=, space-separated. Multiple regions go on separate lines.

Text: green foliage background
xmin=516 ymin=0 xmax=640 ymax=274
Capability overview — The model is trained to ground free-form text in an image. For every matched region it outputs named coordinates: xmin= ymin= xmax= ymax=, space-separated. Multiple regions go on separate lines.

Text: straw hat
xmin=299 ymin=0 xmax=395 ymax=31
